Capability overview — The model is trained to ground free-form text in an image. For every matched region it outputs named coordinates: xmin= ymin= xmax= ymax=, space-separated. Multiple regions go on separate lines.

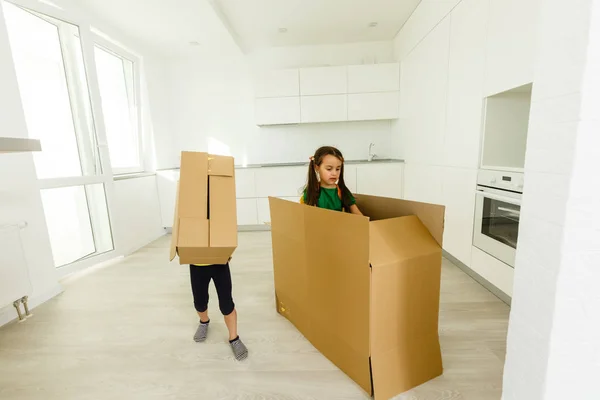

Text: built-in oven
xmin=473 ymin=170 xmax=523 ymax=268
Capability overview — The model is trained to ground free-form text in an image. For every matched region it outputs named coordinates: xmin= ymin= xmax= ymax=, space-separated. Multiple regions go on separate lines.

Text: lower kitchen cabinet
xmin=258 ymin=196 xmax=299 ymax=224
xmin=236 ymin=199 xmax=258 ymax=225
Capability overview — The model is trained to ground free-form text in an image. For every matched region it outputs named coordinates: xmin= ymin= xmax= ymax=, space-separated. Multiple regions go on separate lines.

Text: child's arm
xmin=349 ymin=204 xmax=363 ymax=215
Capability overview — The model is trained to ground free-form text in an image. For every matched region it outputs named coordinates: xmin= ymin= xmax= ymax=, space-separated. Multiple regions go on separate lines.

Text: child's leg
xmin=189 ymin=265 xmax=212 ymax=342
xmin=212 ymin=263 xmax=236 ymax=338
xmin=212 ymin=263 xmax=248 ymax=360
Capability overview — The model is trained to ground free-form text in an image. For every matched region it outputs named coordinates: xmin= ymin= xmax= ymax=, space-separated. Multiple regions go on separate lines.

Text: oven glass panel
xmin=481 ymin=197 xmax=520 ymax=249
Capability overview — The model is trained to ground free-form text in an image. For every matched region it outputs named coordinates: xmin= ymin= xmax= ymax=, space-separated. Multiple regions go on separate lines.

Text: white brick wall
xmin=503 ymin=0 xmax=600 ymax=398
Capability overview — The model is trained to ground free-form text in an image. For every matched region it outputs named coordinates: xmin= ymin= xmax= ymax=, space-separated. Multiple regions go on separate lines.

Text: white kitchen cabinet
xmin=403 ymin=163 xmax=444 ymax=205
xmin=347 ymin=63 xmax=400 ymax=93
xmin=443 ymin=0 xmax=488 ymax=169
xmin=258 ymin=196 xmax=299 ymax=224
xmin=400 ymin=18 xmax=450 ymax=166
xmin=301 ymin=95 xmax=347 ymax=123
xmin=255 ymin=97 xmax=300 ymax=125
xmin=299 ymin=66 xmax=347 ymax=95
xmin=254 ymin=69 xmax=299 ymax=98
xmin=348 ymin=92 xmax=399 ymax=121
xmin=236 ymin=199 xmax=258 ymax=225
xmin=441 ymin=167 xmax=478 ymax=266
xmin=254 ymin=63 xmax=401 ymax=126
xmin=471 ymin=246 xmax=514 ymax=297
xmin=484 ymin=0 xmax=539 ymax=96
xmin=257 ymin=198 xmax=270 ymax=225
xmin=235 ymin=169 xmax=256 ymax=198
xmin=356 ymin=163 xmax=403 ymax=199
xmin=254 ymin=166 xmax=306 ymax=198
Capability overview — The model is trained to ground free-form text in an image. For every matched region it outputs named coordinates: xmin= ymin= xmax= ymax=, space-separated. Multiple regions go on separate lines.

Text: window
xmin=4 ymin=1 xmax=114 ymax=271
xmin=3 ymin=2 xmax=101 ymax=179
xmin=94 ymin=44 xmax=142 ymax=174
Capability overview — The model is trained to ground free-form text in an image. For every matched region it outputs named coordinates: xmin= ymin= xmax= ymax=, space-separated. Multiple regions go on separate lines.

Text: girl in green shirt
xmin=301 ymin=146 xmax=363 ymax=215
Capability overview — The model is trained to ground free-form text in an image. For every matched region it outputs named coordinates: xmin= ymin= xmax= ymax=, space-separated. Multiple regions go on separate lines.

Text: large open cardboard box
xmin=269 ymin=195 xmax=445 ymax=399
xmin=170 ymin=152 xmax=237 ymax=265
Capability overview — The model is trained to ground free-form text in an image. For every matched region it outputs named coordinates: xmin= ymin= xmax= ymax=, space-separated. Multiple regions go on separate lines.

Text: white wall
xmin=392 ymin=0 xmax=541 ymax=268
xmin=154 ymin=41 xmax=396 ymax=169
xmin=0 ymin=2 xmax=61 ymax=324
xmin=501 ymin=0 xmax=600 ymax=398
xmin=113 ymin=176 xmax=164 ymax=255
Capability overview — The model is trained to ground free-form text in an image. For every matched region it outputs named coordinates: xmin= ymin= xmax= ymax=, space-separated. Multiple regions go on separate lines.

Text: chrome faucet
xmin=368 ymin=143 xmax=376 ymax=162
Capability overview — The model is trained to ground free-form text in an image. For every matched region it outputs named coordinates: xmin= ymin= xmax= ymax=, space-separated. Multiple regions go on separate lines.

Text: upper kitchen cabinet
xmin=347 ymin=63 xmax=400 ymax=93
xmin=348 ymin=92 xmax=400 ymax=121
xmin=254 ymin=63 xmax=400 ymax=126
xmin=484 ymin=0 xmax=540 ymax=96
xmin=254 ymin=69 xmax=299 ymax=98
xmin=255 ymin=97 xmax=301 ymax=125
xmin=299 ymin=66 xmax=347 ymax=96
xmin=301 ymin=95 xmax=347 ymax=123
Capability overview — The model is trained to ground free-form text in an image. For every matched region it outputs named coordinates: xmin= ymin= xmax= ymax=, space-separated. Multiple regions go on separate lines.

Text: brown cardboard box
xmin=269 ymin=194 xmax=445 ymax=400
xmin=170 ymin=152 xmax=237 ymax=265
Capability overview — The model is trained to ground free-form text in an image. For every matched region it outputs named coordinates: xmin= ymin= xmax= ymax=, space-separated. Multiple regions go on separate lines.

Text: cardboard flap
xmin=303 ymin=204 xmax=372 ymax=394
xmin=209 ymin=176 xmax=237 ymax=247
xmin=208 ymin=155 xmax=234 ymax=177
xmin=179 ymin=152 xmax=208 ymax=218
xmin=356 ymin=195 xmax=445 ymax=247
xmin=178 ymin=218 xmax=209 ymax=247
xmin=369 ymin=216 xmax=441 ymax=268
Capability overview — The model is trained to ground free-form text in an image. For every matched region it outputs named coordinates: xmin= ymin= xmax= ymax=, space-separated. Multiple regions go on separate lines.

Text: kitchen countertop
xmin=157 ymin=158 xmax=404 ymax=172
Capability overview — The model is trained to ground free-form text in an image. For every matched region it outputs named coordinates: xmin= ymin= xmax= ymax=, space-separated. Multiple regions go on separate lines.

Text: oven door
xmin=473 ymin=187 xmax=521 ymax=268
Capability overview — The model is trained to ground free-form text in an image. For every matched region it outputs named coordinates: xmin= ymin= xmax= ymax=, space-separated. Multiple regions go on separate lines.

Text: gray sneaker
xmin=230 ymin=337 xmax=248 ymax=361
xmin=194 ymin=321 xmax=209 ymax=342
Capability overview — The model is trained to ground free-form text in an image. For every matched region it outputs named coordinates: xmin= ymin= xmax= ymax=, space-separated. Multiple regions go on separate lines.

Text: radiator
xmin=0 ymin=222 xmax=32 ymax=312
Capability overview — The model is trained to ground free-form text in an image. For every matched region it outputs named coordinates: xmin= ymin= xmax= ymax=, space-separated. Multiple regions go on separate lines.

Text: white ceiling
xmin=213 ymin=0 xmax=422 ymax=49
xmin=77 ymin=0 xmax=238 ymax=56
xmin=76 ymin=0 xmax=422 ymax=55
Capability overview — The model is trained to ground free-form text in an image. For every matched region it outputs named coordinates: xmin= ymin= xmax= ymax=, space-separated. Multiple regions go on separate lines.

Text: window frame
xmin=92 ymin=34 xmax=144 ymax=175
xmin=3 ymin=0 xmax=123 ymax=277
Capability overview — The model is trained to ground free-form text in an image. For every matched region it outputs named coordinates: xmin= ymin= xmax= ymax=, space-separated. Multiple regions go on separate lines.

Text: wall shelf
xmin=0 ymin=137 xmax=41 ymax=154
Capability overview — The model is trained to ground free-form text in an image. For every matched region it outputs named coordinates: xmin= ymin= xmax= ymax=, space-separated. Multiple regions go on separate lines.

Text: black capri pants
xmin=189 ymin=263 xmax=235 ymax=316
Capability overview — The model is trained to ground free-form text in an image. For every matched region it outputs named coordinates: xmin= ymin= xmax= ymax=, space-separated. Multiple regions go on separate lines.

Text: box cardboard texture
xmin=269 ymin=194 xmax=445 ymax=399
xmin=170 ymin=152 xmax=237 ymax=265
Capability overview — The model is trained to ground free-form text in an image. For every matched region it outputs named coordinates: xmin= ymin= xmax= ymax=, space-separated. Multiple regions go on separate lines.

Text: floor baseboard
xmin=444 ymin=250 xmax=512 ymax=306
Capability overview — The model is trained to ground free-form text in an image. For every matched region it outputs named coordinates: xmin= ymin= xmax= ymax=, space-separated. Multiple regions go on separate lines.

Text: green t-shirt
xmin=303 ymin=187 xmax=356 ymax=211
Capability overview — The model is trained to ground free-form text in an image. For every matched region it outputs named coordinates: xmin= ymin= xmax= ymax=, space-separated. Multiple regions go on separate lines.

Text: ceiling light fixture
xmin=368 ymin=22 xmax=378 ymax=28
xmin=189 ymin=41 xmax=201 ymax=46
xmin=278 ymin=28 xmax=288 ymax=33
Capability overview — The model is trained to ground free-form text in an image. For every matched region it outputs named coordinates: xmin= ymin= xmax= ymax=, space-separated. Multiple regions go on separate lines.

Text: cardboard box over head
xmin=269 ymin=194 xmax=445 ymax=400
xmin=170 ymin=152 xmax=238 ymax=265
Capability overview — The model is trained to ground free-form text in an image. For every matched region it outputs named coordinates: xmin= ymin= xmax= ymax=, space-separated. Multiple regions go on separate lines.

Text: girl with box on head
xmin=300 ymin=146 xmax=363 ymax=215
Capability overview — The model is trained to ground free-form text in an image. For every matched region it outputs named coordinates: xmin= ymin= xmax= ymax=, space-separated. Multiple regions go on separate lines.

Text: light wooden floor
xmin=0 ymin=232 xmax=510 ymax=400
